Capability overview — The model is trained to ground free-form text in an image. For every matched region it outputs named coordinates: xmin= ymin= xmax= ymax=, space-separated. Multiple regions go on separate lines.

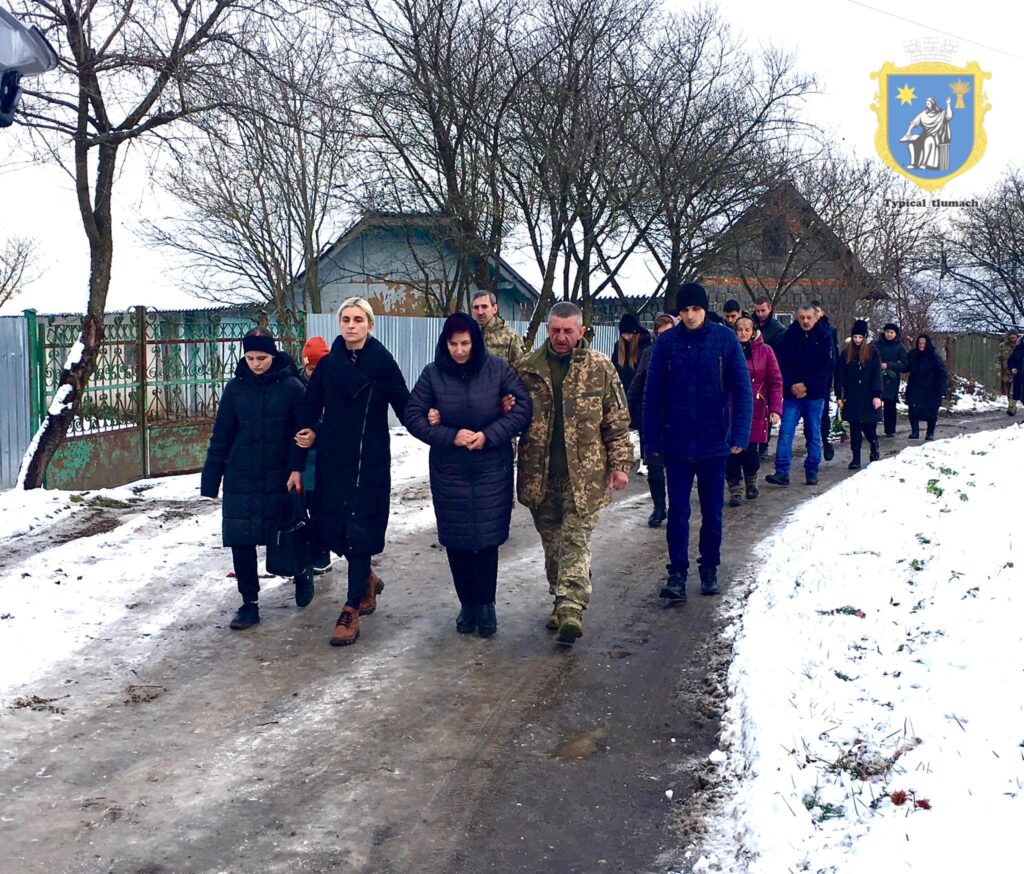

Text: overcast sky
xmin=1 ymin=0 xmax=1021 ymax=316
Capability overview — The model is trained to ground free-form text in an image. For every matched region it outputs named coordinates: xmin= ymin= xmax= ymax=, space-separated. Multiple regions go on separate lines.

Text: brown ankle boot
xmin=358 ymin=571 xmax=384 ymax=616
xmin=330 ymin=606 xmax=360 ymax=646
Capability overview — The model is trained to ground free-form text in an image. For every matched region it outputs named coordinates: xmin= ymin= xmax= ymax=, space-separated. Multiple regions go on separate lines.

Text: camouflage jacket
xmin=515 ymin=343 xmax=634 ymax=515
xmin=482 ymin=316 xmax=525 ymax=366
xmin=996 ymin=336 xmax=1017 ymax=380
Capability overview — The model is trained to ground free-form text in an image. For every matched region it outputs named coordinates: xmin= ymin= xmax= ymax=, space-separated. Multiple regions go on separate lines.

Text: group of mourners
xmin=200 ymin=282 xmax=950 ymax=649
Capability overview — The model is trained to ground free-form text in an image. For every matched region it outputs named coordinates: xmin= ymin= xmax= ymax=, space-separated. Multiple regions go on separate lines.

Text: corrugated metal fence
xmin=0 ymin=316 xmax=32 ymax=489
xmin=305 ymin=314 xmax=619 ymax=391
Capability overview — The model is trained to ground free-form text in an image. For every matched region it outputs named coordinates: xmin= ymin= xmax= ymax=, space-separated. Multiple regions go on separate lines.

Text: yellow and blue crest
xmin=870 ymin=61 xmax=991 ymax=192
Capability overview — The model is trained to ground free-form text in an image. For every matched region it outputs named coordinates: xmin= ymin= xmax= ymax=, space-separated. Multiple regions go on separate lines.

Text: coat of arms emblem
xmin=870 ymin=58 xmax=991 ymax=192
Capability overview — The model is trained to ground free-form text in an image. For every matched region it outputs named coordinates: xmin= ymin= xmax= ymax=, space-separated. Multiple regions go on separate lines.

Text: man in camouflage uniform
xmin=995 ymin=330 xmax=1019 ymax=416
xmin=515 ymin=301 xmax=634 ymax=645
xmin=472 ymin=290 xmax=525 ymax=365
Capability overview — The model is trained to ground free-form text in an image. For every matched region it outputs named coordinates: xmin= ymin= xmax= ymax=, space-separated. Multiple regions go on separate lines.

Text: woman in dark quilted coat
xmin=905 ymin=334 xmax=948 ymax=440
xmin=834 ymin=320 xmax=883 ymax=470
xmin=201 ymin=328 xmax=309 ymax=631
xmin=405 ymin=312 xmax=532 ymax=637
xmin=294 ymin=297 xmax=410 ymax=648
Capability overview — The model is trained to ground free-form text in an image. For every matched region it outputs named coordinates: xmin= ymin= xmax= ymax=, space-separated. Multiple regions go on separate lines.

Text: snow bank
xmin=696 ymin=425 xmax=1024 ymax=872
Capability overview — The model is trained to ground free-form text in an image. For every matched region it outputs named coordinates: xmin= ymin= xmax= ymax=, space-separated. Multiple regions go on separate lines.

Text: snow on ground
xmin=0 ymin=429 xmax=432 ymax=697
xmin=691 ymin=424 xmax=1024 ymax=873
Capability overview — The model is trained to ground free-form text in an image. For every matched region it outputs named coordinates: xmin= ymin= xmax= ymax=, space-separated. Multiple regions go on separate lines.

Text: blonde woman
xmin=293 ymin=298 xmax=410 ymax=647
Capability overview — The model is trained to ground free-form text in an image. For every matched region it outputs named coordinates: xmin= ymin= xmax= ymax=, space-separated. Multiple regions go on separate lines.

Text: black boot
xmin=699 ymin=565 xmax=720 ymax=596
xmin=294 ymin=567 xmax=315 ymax=608
xmin=848 ymin=454 xmax=861 ymax=470
xmin=456 ymin=604 xmax=478 ymax=634
xmin=647 ymin=463 xmax=667 ymax=527
xmin=744 ymin=476 xmax=759 ymax=500
xmin=229 ymin=602 xmax=260 ymax=630
xmin=477 ymin=603 xmax=497 ymax=638
xmin=822 ymin=441 xmax=835 ymax=461
xmin=647 ymin=503 xmax=666 ymax=527
xmin=869 ymin=441 xmax=880 ymax=462
xmin=659 ymin=570 xmax=687 ymax=602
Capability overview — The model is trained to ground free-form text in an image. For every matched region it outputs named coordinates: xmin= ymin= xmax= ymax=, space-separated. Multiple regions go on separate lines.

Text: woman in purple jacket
xmin=728 ymin=316 xmax=783 ymax=506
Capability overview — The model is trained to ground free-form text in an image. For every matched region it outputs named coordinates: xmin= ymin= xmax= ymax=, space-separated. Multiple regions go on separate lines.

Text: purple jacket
xmin=744 ymin=335 xmax=783 ymax=444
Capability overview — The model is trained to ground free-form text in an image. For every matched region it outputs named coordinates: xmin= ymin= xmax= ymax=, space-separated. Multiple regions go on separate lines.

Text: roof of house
xmin=729 ymin=182 xmax=887 ymax=300
xmin=305 ymin=211 xmax=540 ymax=302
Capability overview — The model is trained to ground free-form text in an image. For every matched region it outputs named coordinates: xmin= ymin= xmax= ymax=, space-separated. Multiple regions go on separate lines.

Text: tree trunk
xmin=18 ymin=314 xmax=105 ymax=489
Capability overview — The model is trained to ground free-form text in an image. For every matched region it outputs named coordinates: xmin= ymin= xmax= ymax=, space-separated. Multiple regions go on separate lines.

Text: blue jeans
xmin=774 ymin=398 xmax=825 ymax=478
xmin=664 ymin=456 xmax=726 ymax=575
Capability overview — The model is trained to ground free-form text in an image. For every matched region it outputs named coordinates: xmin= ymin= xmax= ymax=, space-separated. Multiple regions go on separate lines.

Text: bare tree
xmin=351 ymin=0 xmax=523 ymax=311
xmin=0 ymin=234 xmax=40 ymax=307
xmin=12 ymin=0 xmax=269 ymax=489
xmin=618 ymin=8 xmax=814 ymax=314
xmin=142 ymin=20 xmax=354 ymax=321
xmin=941 ymin=169 xmax=1024 ymax=332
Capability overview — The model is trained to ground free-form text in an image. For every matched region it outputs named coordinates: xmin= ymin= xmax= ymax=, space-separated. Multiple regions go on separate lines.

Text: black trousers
xmin=343 ymin=553 xmax=372 ymax=610
xmin=446 ymin=546 xmax=499 ymax=606
xmin=908 ymin=405 xmax=938 ymax=437
xmin=647 ymin=453 xmax=666 ymax=509
xmin=726 ymin=443 xmax=761 ymax=482
xmin=849 ymin=421 xmax=878 ymax=459
xmin=820 ymin=404 xmax=832 ymax=445
xmin=231 ymin=545 xmax=261 ymax=603
xmin=882 ymin=399 xmax=898 ymax=435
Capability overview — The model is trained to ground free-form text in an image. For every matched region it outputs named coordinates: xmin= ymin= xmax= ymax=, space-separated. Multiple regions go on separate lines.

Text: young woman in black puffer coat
xmin=405 ymin=313 xmax=532 ymax=638
xmin=905 ymin=334 xmax=948 ymax=440
xmin=834 ymin=319 xmax=883 ymax=470
xmin=201 ymin=327 xmax=309 ymax=630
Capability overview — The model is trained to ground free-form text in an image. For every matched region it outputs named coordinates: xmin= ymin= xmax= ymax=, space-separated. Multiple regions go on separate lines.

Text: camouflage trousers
xmin=529 ymin=475 xmax=599 ymax=610
xmin=1002 ymin=380 xmax=1017 ymax=413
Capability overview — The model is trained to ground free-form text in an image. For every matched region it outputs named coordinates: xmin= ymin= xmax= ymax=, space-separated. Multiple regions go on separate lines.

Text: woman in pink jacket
xmin=728 ymin=316 xmax=783 ymax=506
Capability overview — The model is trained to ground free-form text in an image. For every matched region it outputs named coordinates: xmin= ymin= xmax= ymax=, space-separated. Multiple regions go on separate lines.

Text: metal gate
xmin=0 ymin=315 xmax=32 ymax=489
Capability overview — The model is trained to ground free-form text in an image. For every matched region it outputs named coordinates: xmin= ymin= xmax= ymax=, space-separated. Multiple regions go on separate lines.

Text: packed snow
xmin=690 ymin=424 xmax=1024 ymax=873
xmin=0 ymin=430 xmax=431 ymax=697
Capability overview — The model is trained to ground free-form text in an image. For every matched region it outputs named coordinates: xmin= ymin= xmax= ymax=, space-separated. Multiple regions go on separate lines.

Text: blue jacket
xmin=774 ymin=321 xmax=836 ymax=400
xmin=642 ymin=319 xmax=753 ymax=462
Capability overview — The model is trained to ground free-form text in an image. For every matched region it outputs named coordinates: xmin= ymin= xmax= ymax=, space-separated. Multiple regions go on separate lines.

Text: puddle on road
xmin=550 ymin=726 xmax=607 ymax=759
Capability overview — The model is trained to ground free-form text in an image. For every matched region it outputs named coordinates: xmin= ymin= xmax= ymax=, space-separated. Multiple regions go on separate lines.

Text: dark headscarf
xmin=436 ymin=312 xmax=487 ymax=376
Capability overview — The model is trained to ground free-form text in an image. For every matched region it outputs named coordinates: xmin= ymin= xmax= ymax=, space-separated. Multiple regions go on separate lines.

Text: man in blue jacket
xmin=643 ymin=282 xmax=753 ymax=601
xmin=765 ymin=304 xmax=836 ymax=487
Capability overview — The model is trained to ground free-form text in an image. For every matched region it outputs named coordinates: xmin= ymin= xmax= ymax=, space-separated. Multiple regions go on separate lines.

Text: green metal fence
xmin=31 ymin=307 xmax=304 ymax=489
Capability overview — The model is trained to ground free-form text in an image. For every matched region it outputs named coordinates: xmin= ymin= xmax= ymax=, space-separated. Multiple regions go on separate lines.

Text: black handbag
xmin=266 ymin=489 xmax=312 ymax=578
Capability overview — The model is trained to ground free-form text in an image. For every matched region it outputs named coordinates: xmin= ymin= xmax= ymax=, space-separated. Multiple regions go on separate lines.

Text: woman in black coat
xmin=834 ymin=320 xmax=883 ymax=470
xmin=201 ymin=328 xmax=309 ymax=630
xmin=905 ymin=334 xmax=948 ymax=440
xmin=405 ymin=312 xmax=532 ymax=637
xmin=875 ymin=322 xmax=909 ymax=437
xmin=293 ymin=298 xmax=410 ymax=647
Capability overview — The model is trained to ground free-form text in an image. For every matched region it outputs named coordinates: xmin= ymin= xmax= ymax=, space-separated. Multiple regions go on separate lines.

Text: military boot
xmin=744 ymin=476 xmax=759 ymax=500
xmin=699 ymin=565 xmax=720 ymax=596
xmin=659 ymin=570 xmax=687 ymax=602
xmin=727 ymin=480 xmax=743 ymax=508
xmin=546 ymin=598 xmax=561 ymax=630
xmin=358 ymin=571 xmax=384 ymax=616
xmin=555 ymin=603 xmax=583 ymax=645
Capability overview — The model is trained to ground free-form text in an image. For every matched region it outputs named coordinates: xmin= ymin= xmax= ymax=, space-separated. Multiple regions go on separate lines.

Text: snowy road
xmin=0 ymin=412 xmax=1017 ymax=873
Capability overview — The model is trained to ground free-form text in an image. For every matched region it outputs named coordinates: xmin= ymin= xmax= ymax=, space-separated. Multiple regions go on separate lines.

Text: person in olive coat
xmin=875 ymin=322 xmax=909 ymax=436
xmin=834 ymin=320 xmax=883 ymax=469
xmin=201 ymin=328 xmax=309 ymax=630
xmin=905 ymin=334 xmax=948 ymax=440
xmin=293 ymin=298 xmax=410 ymax=648
xmin=405 ymin=313 xmax=533 ymax=637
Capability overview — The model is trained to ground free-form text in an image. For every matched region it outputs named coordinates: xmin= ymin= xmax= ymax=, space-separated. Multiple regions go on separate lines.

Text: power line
xmin=847 ymin=0 xmax=1024 ymax=61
